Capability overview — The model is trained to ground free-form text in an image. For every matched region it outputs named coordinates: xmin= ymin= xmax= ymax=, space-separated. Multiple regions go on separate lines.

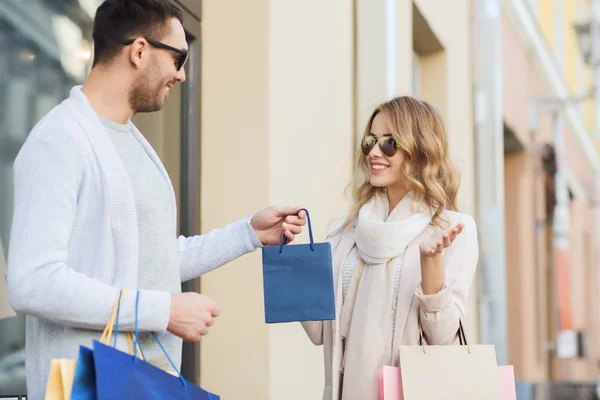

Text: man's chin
xmin=134 ymin=101 xmax=166 ymax=114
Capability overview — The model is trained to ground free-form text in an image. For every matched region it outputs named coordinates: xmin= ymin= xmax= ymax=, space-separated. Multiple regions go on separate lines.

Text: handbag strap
xmin=278 ymin=208 xmax=314 ymax=253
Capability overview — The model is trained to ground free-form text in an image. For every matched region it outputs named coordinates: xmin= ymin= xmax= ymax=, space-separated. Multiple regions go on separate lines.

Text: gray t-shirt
xmin=100 ymin=116 xmax=181 ymax=371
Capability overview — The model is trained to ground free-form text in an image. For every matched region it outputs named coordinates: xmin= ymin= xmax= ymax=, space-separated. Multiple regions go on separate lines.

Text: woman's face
xmin=363 ymin=113 xmax=405 ymax=190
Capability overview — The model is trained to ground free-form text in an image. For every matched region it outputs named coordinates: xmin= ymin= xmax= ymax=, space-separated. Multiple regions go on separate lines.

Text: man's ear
xmin=128 ymin=38 xmax=149 ymax=69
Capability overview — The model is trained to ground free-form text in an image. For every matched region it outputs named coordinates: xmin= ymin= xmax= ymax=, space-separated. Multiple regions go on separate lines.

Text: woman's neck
xmin=385 ymin=185 xmax=408 ymax=214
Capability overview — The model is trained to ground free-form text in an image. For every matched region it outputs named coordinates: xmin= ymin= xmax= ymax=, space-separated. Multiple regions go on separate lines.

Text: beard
xmin=128 ymin=62 xmax=168 ymax=114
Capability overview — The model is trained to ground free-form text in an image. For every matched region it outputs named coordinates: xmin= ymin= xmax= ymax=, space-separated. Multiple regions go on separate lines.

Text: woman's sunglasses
xmin=361 ymin=135 xmax=399 ymax=157
xmin=122 ymin=38 xmax=190 ymax=71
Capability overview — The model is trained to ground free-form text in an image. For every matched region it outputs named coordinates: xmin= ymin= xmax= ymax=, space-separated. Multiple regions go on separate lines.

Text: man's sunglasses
xmin=361 ymin=135 xmax=399 ymax=157
xmin=122 ymin=38 xmax=189 ymax=71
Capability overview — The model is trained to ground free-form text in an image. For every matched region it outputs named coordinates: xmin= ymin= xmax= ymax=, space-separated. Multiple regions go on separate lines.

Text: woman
xmin=302 ymin=96 xmax=478 ymax=400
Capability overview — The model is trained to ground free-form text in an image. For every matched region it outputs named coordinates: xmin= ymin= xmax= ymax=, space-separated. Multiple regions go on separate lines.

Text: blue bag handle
xmin=278 ymin=208 xmax=314 ymax=253
xmin=114 ymin=290 xmax=188 ymax=388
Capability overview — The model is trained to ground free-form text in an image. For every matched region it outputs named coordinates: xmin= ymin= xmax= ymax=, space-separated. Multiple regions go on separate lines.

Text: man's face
xmin=129 ymin=18 xmax=188 ymax=113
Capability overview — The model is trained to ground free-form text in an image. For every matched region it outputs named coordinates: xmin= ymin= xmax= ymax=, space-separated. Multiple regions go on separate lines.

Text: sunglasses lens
xmin=381 ymin=138 xmax=397 ymax=157
xmin=361 ymin=136 xmax=375 ymax=156
xmin=177 ymin=53 xmax=189 ymax=70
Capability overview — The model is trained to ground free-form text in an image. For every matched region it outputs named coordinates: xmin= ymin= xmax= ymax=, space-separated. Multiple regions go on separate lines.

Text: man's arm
xmin=178 ymin=206 xmax=308 ymax=282
xmin=7 ymin=138 xmax=169 ymax=332
xmin=178 ymin=217 xmax=263 ymax=282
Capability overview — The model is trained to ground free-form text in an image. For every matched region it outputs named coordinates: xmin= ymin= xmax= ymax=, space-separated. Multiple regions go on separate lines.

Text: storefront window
xmin=0 ymin=0 xmax=100 ymax=395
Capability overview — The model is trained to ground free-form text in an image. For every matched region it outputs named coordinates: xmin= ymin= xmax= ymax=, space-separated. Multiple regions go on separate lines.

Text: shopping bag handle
xmin=99 ymin=290 xmax=144 ymax=360
xmin=278 ymin=208 xmax=314 ymax=253
xmin=99 ymin=289 xmax=125 ymax=348
xmin=132 ymin=291 xmax=188 ymax=387
xmin=101 ymin=291 xmax=219 ymax=398
xmin=110 ymin=289 xmax=188 ymax=388
xmin=418 ymin=319 xmax=470 ymax=353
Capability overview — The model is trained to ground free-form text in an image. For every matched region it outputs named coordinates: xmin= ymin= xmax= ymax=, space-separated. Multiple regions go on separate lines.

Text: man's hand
xmin=250 ymin=206 xmax=307 ymax=246
xmin=167 ymin=292 xmax=220 ymax=341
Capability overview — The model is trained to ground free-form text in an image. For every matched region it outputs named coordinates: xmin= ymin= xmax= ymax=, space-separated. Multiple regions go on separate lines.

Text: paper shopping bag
xmin=378 ymin=364 xmax=514 ymax=400
xmin=396 ymin=321 xmax=502 ymax=400
xmin=70 ymin=290 xmax=220 ymax=400
xmin=261 ymin=208 xmax=335 ymax=323
xmin=498 ymin=365 xmax=517 ymax=400
xmin=70 ymin=346 xmax=96 ymax=400
xmin=398 ymin=344 xmax=501 ymax=399
xmin=71 ymin=332 xmax=152 ymax=400
xmin=377 ymin=366 xmax=401 ymax=400
xmin=92 ymin=340 xmax=219 ymax=400
xmin=44 ymin=359 xmax=76 ymax=400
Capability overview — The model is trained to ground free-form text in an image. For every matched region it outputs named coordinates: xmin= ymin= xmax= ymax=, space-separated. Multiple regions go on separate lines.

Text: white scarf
xmin=355 ymin=194 xmax=431 ymax=265
xmin=338 ymin=194 xmax=432 ymax=399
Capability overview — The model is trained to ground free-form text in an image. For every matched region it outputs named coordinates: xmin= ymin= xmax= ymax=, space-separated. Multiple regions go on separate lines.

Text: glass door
xmin=0 ymin=0 xmax=98 ymax=395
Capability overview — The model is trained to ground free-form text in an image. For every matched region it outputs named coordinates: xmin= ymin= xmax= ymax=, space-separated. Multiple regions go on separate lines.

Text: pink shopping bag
xmin=377 ymin=366 xmax=402 ymax=400
xmin=498 ymin=365 xmax=516 ymax=400
xmin=377 ymin=365 xmax=516 ymax=399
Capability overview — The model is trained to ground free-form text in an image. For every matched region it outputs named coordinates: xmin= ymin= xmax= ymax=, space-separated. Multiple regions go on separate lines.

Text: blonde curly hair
xmin=334 ymin=96 xmax=459 ymax=235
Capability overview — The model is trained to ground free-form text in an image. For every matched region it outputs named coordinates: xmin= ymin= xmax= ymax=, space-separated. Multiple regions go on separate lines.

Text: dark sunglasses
xmin=122 ymin=38 xmax=189 ymax=70
xmin=361 ymin=135 xmax=399 ymax=157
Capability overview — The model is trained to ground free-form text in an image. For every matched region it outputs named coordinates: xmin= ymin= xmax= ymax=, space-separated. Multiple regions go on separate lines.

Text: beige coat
xmin=301 ymin=210 xmax=479 ymax=400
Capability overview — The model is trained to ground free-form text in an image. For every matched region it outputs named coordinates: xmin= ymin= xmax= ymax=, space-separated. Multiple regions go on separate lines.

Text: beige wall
xmin=201 ymin=0 xmax=476 ymax=397
xmin=200 ymin=0 xmax=353 ymax=398
xmin=267 ymin=1 xmax=354 ymax=398
xmin=412 ymin=0 xmax=478 ymax=340
xmin=200 ymin=0 xmax=270 ymax=398
xmin=414 ymin=0 xmax=479 ymax=340
xmin=412 ymin=0 xmax=475 ymax=217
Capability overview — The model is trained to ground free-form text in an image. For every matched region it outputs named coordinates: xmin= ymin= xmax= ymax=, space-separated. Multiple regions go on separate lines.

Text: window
xmin=0 ymin=0 xmax=99 ymax=395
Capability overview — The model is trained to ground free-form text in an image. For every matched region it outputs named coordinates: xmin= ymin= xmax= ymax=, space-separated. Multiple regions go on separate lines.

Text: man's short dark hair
xmin=92 ymin=0 xmax=183 ymax=67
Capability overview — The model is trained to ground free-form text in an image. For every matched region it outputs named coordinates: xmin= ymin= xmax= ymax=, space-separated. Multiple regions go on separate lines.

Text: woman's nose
xmin=369 ymin=141 xmax=383 ymax=157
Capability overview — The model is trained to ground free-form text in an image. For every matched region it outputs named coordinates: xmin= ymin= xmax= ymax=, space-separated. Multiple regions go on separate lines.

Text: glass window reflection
xmin=0 ymin=0 xmax=100 ymax=395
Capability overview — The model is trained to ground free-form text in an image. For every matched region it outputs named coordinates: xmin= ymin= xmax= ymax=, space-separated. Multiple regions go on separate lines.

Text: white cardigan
xmin=6 ymin=86 xmax=262 ymax=398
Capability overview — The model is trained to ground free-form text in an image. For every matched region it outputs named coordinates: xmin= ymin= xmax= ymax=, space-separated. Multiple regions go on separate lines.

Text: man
xmin=6 ymin=0 xmax=306 ymax=397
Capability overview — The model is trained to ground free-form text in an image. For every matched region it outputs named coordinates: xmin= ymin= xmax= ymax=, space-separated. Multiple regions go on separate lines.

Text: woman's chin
xmin=369 ymin=176 xmax=391 ymax=188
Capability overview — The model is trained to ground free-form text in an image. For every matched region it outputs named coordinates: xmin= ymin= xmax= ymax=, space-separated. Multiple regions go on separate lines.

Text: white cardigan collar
xmin=61 ymin=85 xmax=177 ymax=281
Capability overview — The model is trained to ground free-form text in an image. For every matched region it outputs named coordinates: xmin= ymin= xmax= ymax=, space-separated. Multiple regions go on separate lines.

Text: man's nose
xmin=175 ymin=67 xmax=186 ymax=83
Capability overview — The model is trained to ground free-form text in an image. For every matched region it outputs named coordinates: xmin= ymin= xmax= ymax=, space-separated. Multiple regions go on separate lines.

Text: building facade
xmin=500 ymin=0 xmax=600 ymax=397
xmin=0 ymin=0 xmax=203 ymax=395
xmin=200 ymin=0 xmax=477 ymax=398
xmin=0 ymin=0 xmax=479 ymax=398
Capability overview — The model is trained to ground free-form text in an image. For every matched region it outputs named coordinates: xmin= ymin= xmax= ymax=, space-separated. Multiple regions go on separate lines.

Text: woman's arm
xmin=301 ymin=321 xmax=324 ymax=345
xmin=416 ymin=215 xmax=479 ymax=344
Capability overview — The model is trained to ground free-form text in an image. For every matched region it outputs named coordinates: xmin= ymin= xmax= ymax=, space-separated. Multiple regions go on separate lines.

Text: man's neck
xmin=82 ymin=68 xmax=134 ymax=124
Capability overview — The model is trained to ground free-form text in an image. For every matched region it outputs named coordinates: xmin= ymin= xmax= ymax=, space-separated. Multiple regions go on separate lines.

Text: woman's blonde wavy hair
xmin=334 ymin=96 xmax=459 ymax=235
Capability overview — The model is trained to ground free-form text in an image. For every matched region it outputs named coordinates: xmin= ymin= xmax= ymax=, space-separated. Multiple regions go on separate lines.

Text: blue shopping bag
xmin=70 ymin=290 xmax=219 ymax=400
xmin=261 ymin=208 xmax=335 ymax=323
xmin=71 ymin=346 xmax=96 ymax=400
